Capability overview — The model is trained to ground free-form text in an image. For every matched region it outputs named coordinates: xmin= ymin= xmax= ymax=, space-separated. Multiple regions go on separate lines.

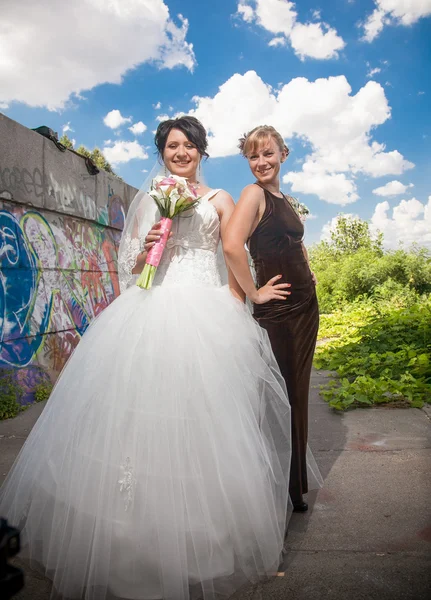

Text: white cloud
xmin=237 ymin=1 xmax=255 ymax=22
xmin=129 ymin=121 xmax=147 ymax=135
xmin=269 ymin=36 xmax=287 ymax=47
xmin=153 ymin=101 xmax=162 ymax=109
xmin=62 ymin=122 xmax=74 ymax=133
xmin=362 ymin=0 xmax=431 ymax=42
xmin=285 ymin=170 xmax=359 ymax=206
xmin=103 ymin=109 xmax=132 ymax=129
xmin=159 ymin=14 xmax=195 ymax=70
xmin=362 ymin=9 xmax=387 ymax=42
xmin=370 ymin=196 xmax=431 ymax=248
xmin=156 ymin=114 xmax=171 ymax=122
xmin=289 ymin=21 xmax=346 ymax=60
xmin=190 ymin=71 xmax=414 ymax=205
xmin=0 ymin=0 xmax=195 ymax=110
xmin=236 ymin=0 xmax=345 ymax=60
xmin=372 ymin=180 xmax=414 ymax=196
xmin=367 ymin=66 xmax=382 ymax=78
xmin=103 ymin=140 xmax=149 ymax=165
xmin=0 ymin=102 xmax=9 ymax=110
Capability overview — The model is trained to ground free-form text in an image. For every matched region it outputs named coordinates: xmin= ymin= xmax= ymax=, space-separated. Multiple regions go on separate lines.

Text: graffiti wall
xmin=0 ymin=113 xmax=138 ymax=403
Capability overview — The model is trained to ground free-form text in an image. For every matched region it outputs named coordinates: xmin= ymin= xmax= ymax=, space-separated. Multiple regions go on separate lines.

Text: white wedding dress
xmin=0 ymin=190 xmax=304 ymax=600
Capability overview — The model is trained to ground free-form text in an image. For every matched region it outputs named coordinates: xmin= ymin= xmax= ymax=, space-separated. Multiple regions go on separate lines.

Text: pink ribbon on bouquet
xmin=146 ymin=217 xmax=173 ymax=268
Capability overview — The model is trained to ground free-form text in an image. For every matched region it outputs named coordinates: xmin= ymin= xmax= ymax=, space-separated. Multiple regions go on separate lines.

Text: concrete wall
xmin=0 ymin=113 xmax=138 ymax=403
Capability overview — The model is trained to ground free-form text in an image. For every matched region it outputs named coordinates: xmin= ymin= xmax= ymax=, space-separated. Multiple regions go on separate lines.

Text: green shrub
xmin=0 ymin=370 xmax=23 ymax=420
xmin=309 ymin=216 xmax=431 ymax=410
xmin=315 ymin=296 xmax=431 ymax=410
xmin=34 ymin=381 xmax=53 ymax=403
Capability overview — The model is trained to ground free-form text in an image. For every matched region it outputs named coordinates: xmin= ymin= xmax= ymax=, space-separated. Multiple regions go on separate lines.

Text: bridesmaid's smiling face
xmin=246 ymin=136 xmax=287 ymax=185
xmin=163 ymin=128 xmax=201 ymax=180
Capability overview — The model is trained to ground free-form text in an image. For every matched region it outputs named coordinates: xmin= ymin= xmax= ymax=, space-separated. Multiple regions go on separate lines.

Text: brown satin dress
xmin=248 ymin=184 xmax=319 ymax=504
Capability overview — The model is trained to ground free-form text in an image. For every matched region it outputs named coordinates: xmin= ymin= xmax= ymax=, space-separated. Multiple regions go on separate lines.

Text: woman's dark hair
xmin=155 ymin=116 xmax=209 ymax=159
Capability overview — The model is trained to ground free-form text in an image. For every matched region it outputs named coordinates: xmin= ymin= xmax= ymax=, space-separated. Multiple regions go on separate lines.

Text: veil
xmin=117 ymin=160 xmax=229 ymax=293
xmin=117 ymin=160 xmax=163 ymax=293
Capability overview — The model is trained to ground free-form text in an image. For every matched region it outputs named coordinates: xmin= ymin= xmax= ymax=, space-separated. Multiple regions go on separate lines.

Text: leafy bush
xmin=310 ymin=216 xmax=431 ymax=313
xmin=0 ymin=369 xmax=23 ymax=420
xmin=315 ymin=296 xmax=431 ymax=410
xmin=34 ymin=381 xmax=53 ymax=403
xmin=310 ymin=215 xmax=431 ymax=410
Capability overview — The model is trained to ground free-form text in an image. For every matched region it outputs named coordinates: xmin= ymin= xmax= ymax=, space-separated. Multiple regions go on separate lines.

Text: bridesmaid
xmin=224 ymin=125 xmax=319 ymax=512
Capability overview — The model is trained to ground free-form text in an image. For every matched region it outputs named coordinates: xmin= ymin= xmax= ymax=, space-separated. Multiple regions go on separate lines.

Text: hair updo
xmin=155 ymin=116 xmax=209 ymax=159
xmin=239 ymin=125 xmax=289 ymax=158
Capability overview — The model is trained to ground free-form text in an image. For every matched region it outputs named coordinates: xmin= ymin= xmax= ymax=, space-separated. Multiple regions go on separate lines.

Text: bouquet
xmin=136 ymin=175 xmax=201 ymax=289
xmin=287 ymin=196 xmax=310 ymax=222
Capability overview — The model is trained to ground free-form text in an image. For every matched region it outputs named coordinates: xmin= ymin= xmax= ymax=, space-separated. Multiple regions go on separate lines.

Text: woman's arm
xmin=301 ymin=242 xmax=317 ymax=285
xmin=223 ymin=185 xmax=291 ymax=304
xmin=131 ymin=251 xmax=147 ymax=274
xmin=212 ymin=191 xmax=246 ymax=303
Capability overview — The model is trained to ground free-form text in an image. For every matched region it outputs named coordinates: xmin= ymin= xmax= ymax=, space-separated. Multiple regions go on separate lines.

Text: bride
xmin=0 ymin=116 xmax=314 ymax=600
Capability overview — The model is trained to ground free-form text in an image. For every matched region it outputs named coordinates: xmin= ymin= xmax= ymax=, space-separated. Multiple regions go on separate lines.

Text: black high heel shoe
xmin=293 ymin=500 xmax=308 ymax=513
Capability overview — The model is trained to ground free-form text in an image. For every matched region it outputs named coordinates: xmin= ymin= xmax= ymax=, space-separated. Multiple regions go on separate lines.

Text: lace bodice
xmin=154 ymin=190 xmax=222 ymax=287
xmin=118 ymin=190 xmax=225 ymax=292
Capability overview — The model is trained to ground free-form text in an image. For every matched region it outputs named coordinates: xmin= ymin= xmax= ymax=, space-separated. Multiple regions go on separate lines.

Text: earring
xmin=164 ymin=164 xmax=168 ymax=176
xmin=198 ymin=162 xmax=201 ymax=180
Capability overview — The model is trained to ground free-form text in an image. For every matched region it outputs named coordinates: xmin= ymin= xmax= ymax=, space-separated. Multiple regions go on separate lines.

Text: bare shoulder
xmin=236 ymin=183 xmax=264 ymax=211
xmin=242 ymin=183 xmax=263 ymax=198
xmin=210 ymin=189 xmax=235 ymax=210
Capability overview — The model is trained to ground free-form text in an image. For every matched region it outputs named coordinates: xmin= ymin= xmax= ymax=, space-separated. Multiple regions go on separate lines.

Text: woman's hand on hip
xmin=251 ymin=275 xmax=291 ymax=304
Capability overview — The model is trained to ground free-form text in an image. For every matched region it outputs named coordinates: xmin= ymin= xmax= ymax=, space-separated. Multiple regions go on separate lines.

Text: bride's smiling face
xmin=163 ymin=128 xmax=201 ymax=180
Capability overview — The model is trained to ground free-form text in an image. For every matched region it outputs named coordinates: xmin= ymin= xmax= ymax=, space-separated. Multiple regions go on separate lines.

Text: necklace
xmin=189 ymin=180 xmax=202 ymax=192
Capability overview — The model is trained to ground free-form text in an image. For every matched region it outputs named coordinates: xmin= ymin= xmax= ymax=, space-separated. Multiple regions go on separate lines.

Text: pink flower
xmin=156 ymin=177 xmax=177 ymax=189
xmin=189 ymin=185 xmax=198 ymax=198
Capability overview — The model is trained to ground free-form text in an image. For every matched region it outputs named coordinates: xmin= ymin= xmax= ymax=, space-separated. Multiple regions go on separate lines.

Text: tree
xmin=330 ymin=215 xmax=383 ymax=255
xmin=89 ymin=147 xmax=116 ymax=175
xmin=60 ymin=134 xmax=118 ymax=177
xmin=59 ymin=133 xmax=74 ymax=149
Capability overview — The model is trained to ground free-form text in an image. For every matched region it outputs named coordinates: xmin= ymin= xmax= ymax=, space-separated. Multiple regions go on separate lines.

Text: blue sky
xmin=2 ymin=0 xmax=430 ymax=247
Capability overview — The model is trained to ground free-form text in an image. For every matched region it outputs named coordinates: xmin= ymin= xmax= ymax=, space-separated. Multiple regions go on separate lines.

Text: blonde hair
xmin=239 ymin=125 xmax=289 ymax=157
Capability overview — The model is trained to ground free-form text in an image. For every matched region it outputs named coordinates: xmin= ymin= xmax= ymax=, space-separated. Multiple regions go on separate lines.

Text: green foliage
xmin=90 ymin=147 xmax=116 ymax=175
xmin=311 ymin=214 xmax=431 ymax=411
xmin=310 ymin=243 xmax=431 ymax=314
xmin=315 ymin=296 xmax=431 ymax=410
xmin=59 ymin=133 xmax=74 ymax=149
xmin=0 ymin=370 xmax=23 ymax=420
xmin=34 ymin=381 xmax=53 ymax=403
xmin=329 ymin=214 xmax=383 ymax=255
xmin=60 ymin=134 xmax=119 ymax=177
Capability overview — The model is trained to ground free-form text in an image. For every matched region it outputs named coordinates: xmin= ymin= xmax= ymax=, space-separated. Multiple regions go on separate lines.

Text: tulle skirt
xmin=0 ymin=284 xmax=314 ymax=600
